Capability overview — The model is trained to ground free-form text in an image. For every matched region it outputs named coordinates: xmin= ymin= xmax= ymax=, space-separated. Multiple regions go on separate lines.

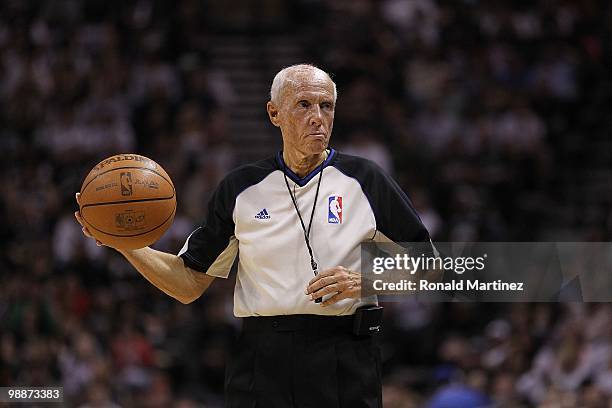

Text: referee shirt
xmin=179 ymin=149 xmax=430 ymax=317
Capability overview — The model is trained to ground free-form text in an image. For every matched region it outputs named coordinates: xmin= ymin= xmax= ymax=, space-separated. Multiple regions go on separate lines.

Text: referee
xmin=75 ymin=64 xmax=432 ymax=407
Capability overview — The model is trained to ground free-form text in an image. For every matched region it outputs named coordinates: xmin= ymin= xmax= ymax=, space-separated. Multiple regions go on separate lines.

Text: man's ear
xmin=267 ymin=101 xmax=281 ymax=127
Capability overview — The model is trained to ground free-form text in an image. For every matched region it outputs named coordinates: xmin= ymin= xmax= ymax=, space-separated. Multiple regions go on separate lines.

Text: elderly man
xmin=76 ymin=64 xmax=431 ymax=407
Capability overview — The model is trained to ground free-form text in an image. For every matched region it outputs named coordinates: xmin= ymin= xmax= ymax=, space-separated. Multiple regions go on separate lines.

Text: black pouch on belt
xmin=352 ymin=305 xmax=384 ymax=336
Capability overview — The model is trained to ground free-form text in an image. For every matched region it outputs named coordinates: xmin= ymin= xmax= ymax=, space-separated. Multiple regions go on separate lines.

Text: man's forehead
xmin=282 ymin=73 xmax=334 ymax=99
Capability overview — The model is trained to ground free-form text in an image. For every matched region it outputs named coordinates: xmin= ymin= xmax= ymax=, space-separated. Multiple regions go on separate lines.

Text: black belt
xmin=241 ymin=314 xmax=354 ymax=333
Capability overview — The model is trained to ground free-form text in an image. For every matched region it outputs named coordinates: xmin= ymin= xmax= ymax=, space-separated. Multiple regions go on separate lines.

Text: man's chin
xmin=307 ymin=140 xmax=329 ymax=154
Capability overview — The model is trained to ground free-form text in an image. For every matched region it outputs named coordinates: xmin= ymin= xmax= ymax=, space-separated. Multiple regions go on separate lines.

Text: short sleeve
xmin=177 ymin=157 xmax=278 ymax=277
xmin=332 ymin=153 xmax=432 ymax=250
xmin=179 ymin=178 xmax=238 ymax=278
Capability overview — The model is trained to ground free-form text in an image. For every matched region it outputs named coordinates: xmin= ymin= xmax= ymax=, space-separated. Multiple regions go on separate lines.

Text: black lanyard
xmin=282 ymin=157 xmax=325 ymax=302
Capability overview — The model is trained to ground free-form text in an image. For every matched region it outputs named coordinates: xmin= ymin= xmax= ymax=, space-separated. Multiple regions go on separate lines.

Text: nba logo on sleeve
xmin=328 ymin=196 xmax=343 ymax=224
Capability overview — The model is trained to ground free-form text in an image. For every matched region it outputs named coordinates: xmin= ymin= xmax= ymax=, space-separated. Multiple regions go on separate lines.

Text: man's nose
xmin=309 ymin=105 xmax=323 ymax=126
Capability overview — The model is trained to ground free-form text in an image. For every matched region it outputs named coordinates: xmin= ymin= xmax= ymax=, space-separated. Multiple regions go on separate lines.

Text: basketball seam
xmin=80 ymin=195 xmax=175 ymax=209
xmin=81 ymin=166 xmax=174 ymax=195
xmin=82 ymin=200 xmax=177 ymax=238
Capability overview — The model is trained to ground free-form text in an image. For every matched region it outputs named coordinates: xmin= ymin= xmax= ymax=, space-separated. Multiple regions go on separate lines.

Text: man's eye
xmin=321 ymin=102 xmax=333 ymax=110
xmin=299 ymin=101 xmax=310 ymax=108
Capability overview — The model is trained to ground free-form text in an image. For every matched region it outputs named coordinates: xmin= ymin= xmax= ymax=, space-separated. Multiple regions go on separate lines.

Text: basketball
xmin=79 ymin=154 xmax=176 ymax=250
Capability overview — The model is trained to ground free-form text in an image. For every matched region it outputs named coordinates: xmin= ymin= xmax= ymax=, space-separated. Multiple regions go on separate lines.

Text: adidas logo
xmin=255 ymin=208 xmax=270 ymax=219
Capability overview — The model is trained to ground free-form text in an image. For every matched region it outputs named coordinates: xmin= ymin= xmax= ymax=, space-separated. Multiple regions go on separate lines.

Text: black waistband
xmin=241 ymin=314 xmax=354 ymax=333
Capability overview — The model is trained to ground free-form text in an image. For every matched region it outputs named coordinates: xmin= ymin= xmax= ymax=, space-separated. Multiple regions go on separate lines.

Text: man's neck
xmin=283 ymin=149 xmax=328 ymax=178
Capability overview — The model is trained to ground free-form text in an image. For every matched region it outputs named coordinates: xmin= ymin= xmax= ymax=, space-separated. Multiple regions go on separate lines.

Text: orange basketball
xmin=79 ymin=154 xmax=176 ymax=250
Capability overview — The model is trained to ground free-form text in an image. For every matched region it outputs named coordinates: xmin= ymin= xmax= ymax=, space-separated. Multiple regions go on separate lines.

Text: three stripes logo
xmin=255 ymin=208 xmax=270 ymax=220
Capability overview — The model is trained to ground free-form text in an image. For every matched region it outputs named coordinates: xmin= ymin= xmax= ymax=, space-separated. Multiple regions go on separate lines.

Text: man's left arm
xmin=305 ymin=158 xmax=435 ymax=305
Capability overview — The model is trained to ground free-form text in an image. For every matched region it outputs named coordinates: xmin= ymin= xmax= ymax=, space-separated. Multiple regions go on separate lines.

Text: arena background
xmin=1 ymin=1 xmax=611 ymax=407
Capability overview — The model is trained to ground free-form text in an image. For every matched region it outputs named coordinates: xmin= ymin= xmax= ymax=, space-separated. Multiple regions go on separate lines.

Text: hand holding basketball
xmin=75 ymin=154 xmax=177 ymax=250
xmin=75 ymin=194 xmax=104 ymax=246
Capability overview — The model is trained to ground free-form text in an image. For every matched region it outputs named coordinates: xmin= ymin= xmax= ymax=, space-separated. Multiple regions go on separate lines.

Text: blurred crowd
xmin=1 ymin=0 xmax=611 ymax=407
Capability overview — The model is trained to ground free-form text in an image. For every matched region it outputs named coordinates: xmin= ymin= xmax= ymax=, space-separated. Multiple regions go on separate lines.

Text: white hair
xmin=269 ymin=64 xmax=337 ymax=104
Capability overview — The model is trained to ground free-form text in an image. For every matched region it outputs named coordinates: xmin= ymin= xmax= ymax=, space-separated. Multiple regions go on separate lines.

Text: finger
xmin=81 ymin=226 xmax=94 ymax=239
xmin=75 ymin=192 xmax=81 ymax=206
xmin=306 ymin=275 xmax=338 ymax=294
xmin=307 ymin=271 xmax=329 ymax=287
xmin=306 ymin=276 xmax=335 ymax=295
xmin=321 ymin=290 xmax=351 ymax=307
xmin=75 ymin=214 xmax=93 ymax=238
xmin=307 ymin=266 xmax=343 ymax=286
xmin=74 ymin=210 xmax=102 ymax=244
xmin=74 ymin=211 xmax=84 ymax=227
xmin=310 ymin=283 xmax=341 ymax=300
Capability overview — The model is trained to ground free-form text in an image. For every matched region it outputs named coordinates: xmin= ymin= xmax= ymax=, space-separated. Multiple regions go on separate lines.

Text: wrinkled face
xmin=267 ymin=70 xmax=335 ymax=156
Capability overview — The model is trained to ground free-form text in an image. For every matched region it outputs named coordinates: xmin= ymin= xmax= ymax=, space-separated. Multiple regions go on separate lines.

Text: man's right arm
xmin=74 ymin=197 xmax=214 ymax=304
xmin=117 ymin=246 xmax=214 ymax=304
